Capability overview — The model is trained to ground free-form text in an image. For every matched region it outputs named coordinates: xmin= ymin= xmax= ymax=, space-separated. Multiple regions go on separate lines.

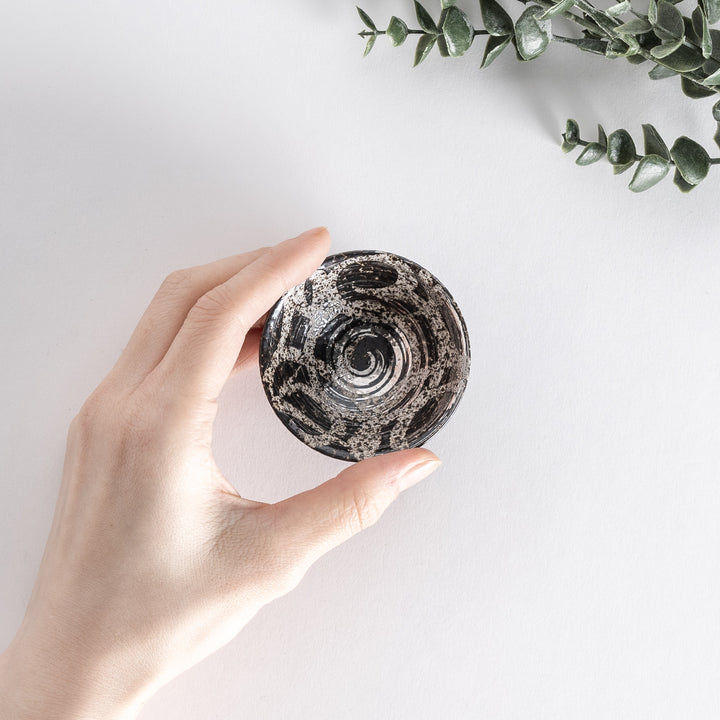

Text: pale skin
xmin=0 ymin=227 xmax=441 ymax=719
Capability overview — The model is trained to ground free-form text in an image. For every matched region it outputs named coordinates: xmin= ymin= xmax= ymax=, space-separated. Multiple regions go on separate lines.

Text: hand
xmin=0 ymin=228 xmax=441 ymax=720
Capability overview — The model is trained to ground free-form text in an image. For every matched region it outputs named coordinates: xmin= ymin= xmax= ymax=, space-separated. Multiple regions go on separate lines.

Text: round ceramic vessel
xmin=259 ymin=250 xmax=471 ymax=461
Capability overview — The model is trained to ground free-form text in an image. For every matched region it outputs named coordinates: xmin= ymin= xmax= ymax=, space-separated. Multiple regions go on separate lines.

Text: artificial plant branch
xmin=357 ymin=0 xmax=720 ymax=192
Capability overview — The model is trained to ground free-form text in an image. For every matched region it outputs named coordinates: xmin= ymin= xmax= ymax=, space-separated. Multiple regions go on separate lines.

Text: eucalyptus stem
xmin=629 ymin=9 xmax=720 ymax=63
xmin=532 ymin=0 xmax=720 ymax=93
xmin=530 ymin=0 xmax=612 ymax=35
xmin=575 ymin=133 xmax=720 ymax=162
xmin=357 ymin=1 xmax=720 ymax=191
xmin=575 ymin=137 xmax=643 ymax=162
xmin=565 ymin=119 xmax=720 ymax=191
xmin=573 ymin=0 xmax=720 ymax=91
xmin=358 ymin=29 xmax=427 ymax=36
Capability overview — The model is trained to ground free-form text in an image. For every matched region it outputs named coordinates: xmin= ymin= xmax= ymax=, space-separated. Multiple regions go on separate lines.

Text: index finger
xmin=150 ymin=227 xmax=330 ymax=404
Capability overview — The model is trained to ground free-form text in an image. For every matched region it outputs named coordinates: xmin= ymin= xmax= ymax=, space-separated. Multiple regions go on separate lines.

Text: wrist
xmin=0 ymin=616 xmax=153 ymax=720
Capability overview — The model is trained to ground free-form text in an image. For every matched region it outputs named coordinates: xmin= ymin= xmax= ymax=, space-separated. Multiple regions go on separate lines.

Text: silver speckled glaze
xmin=259 ymin=251 xmax=470 ymax=461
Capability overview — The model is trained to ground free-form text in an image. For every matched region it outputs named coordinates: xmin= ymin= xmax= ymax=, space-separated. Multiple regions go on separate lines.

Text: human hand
xmin=0 ymin=228 xmax=441 ymax=720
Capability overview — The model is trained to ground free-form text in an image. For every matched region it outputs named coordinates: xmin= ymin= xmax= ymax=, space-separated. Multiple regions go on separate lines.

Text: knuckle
xmin=192 ymin=284 xmax=237 ymax=319
xmin=254 ymin=252 xmax=290 ymax=298
xmin=69 ymin=386 xmax=161 ymax=458
xmin=71 ymin=391 xmax=107 ymax=437
xmin=188 ymin=285 xmax=249 ymax=337
xmin=159 ymin=267 xmax=195 ymax=295
xmin=344 ymin=490 xmax=381 ymax=535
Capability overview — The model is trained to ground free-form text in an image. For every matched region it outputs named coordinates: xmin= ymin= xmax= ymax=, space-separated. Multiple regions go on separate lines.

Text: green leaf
xmin=562 ymin=119 xmax=580 ymax=152
xmin=673 ymin=168 xmax=697 ymax=192
xmin=616 ymin=18 xmax=653 ymax=34
xmin=539 ymin=0 xmax=575 ymax=20
xmin=713 ymin=99 xmax=720 ymax=120
xmin=576 ymin=142 xmax=605 ymax=165
xmin=648 ymin=62 xmax=679 ymax=78
xmin=641 ymin=123 xmax=670 ymax=159
xmin=598 ymin=124 xmax=607 ymax=147
xmin=511 ymin=36 xmax=527 ymax=62
xmin=413 ymin=33 xmax=437 ymax=65
xmin=626 ymin=53 xmax=648 ymax=64
xmin=692 ymin=6 xmax=704 ymax=38
xmin=655 ymin=0 xmax=684 ymax=39
xmin=613 ymin=161 xmax=636 ymax=174
xmin=636 ymin=28 xmax=659 ymax=45
xmin=711 ymin=28 xmax=720 ymax=52
xmin=691 ymin=8 xmax=713 ymax=57
xmin=442 ymin=6 xmax=474 ymax=55
xmin=701 ymin=8 xmax=713 ymax=57
xmin=607 ymin=129 xmax=637 ymax=165
xmin=437 ymin=34 xmax=450 ymax=56
xmin=415 ymin=1 xmax=438 ymax=33
xmin=623 ymin=34 xmax=640 ymax=55
xmin=363 ymin=34 xmax=377 ymax=56
xmin=582 ymin=26 xmax=604 ymax=40
xmin=684 ymin=15 xmax=701 ymax=45
xmin=606 ymin=38 xmax=628 ymax=58
xmin=657 ymin=44 xmax=706 ymax=71
xmin=703 ymin=65 xmax=720 ymax=84
xmin=481 ymin=34 xmax=512 ymax=67
xmin=606 ymin=0 xmax=631 ymax=16
xmin=356 ymin=7 xmax=377 ymax=31
xmin=387 ymin=16 xmax=409 ymax=46
xmin=514 ymin=6 xmax=552 ymax=60
xmin=565 ymin=118 xmax=580 ymax=143
xmin=581 ymin=5 xmax=620 ymax=35
xmin=670 ymin=136 xmax=711 ymax=184
xmin=438 ymin=7 xmax=450 ymax=31
xmin=704 ymin=58 xmax=720 ymax=74
xmin=648 ymin=0 xmax=657 ymax=25
xmin=628 ymin=154 xmax=671 ymax=191
xmin=715 ymin=123 xmax=720 ymax=150
xmin=608 ymin=34 xmax=641 ymax=57
xmin=705 ymin=0 xmax=720 ymax=25
xmin=681 ymin=75 xmax=717 ymax=97
xmin=480 ymin=0 xmax=515 ymax=37
xmin=650 ymin=38 xmax=684 ymax=58
xmin=559 ymin=36 xmax=608 ymax=54
xmin=441 ymin=0 xmax=457 ymax=7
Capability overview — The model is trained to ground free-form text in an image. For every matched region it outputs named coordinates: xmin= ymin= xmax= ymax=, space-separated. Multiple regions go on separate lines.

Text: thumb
xmin=274 ymin=448 xmax=441 ymax=565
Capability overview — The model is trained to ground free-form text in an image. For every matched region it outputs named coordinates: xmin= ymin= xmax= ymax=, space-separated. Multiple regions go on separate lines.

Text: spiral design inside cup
xmin=324 ymin=319 xmax=409 ymax=406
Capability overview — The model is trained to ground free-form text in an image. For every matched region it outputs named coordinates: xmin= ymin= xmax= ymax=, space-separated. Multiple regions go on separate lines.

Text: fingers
xmin=231 ymin=329 xmax=262 ymax=374
xmin=113 ymin=248 xmax=269 ymax=386
xmin=152 ymin=227 xmax=331 ymax=404
xmin=230 ymin=312 xmax=269 ymax=374
xmin=273 ymin=448 xmax=441 ymax=566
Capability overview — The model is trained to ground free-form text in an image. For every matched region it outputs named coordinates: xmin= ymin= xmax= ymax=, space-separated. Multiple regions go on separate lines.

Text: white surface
xmin=2 ymin=1 xmax=720 ymax=718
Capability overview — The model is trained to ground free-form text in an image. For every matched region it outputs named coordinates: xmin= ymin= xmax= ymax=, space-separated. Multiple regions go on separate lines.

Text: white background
xmin=2 ymin=1 xmax=720 ymax=718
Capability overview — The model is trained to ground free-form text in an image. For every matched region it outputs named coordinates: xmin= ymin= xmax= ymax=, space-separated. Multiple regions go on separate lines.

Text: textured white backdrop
xmin=2 ymin=1 xmax=720 ymax=718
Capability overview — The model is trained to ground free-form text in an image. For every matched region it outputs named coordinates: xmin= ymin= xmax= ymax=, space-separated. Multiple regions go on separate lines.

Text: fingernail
xmin=398 ymin=458 xmax=442 ymax=492
xmin=292 ymin=226 xmax=328 ymax=243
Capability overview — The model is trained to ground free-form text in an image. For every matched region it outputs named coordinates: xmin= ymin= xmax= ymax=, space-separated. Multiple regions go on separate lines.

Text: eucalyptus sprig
xmin=357 ymin=0 xmax=720 ymax=192
xmin=563 ymin=117 xmax=720 ymax=191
